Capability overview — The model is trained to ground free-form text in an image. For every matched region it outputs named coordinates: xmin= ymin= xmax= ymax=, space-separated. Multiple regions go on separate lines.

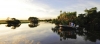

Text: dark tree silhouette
xmin=28 ymin=17 xmax=38 ymax=23
xmin=28 ymin=17 xmax=39 ymax=28
xmin=6 ymin=18 xmax=21 ymax=29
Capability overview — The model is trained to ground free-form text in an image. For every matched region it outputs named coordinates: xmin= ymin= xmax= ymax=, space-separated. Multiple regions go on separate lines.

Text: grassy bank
xmin=0 ymin=20 xmax=29 ymax=24
xmin=0 ymin=20 xmax=52 ymax=24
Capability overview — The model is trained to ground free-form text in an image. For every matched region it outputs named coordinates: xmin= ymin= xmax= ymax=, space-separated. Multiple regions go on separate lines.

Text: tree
xmin=56 ymin=11 xmax=77 ymax=24
xmin=28 ymin=17 xmax=38 ymax=23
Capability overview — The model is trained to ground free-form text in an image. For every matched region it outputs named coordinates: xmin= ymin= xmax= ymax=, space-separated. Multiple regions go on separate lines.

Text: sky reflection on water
xmin=0 ymin=22 xmax=100 ymax=44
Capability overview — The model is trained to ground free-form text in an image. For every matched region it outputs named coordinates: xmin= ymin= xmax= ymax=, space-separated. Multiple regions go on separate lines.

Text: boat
xmin=59 ymin=25 xmax=76 ymax=31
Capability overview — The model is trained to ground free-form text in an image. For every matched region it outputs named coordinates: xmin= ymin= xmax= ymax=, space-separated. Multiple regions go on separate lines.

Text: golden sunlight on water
xmin=0 ymin=35 xmax=40 ymax=44
xmin=0 ymin=22 xmax=55 ymax=44
xmin=0 ymin=35 xmax=33 ymax=44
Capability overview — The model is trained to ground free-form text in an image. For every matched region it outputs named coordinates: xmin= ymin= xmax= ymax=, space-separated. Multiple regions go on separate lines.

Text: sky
xmin=0 ymin=0 xmax=100 ymax=20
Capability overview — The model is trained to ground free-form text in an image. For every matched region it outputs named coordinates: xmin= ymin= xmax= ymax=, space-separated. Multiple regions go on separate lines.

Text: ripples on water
xmin=0 ymin=22 xmax=100 ymax=44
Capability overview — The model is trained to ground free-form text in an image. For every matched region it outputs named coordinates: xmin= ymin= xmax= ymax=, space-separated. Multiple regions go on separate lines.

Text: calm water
xmin=0 ymin=22 xmax=100 ymax=44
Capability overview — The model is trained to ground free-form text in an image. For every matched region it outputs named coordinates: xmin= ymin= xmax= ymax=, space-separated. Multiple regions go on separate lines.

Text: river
xmin=0 ymin=22 xmax=100 ymax=44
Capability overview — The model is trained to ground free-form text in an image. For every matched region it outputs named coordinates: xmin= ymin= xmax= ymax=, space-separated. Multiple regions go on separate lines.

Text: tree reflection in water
xmin=28 ymin=17 xmax=39 ymax=28
xmin=6 ymin=24 xmax=21 ymax=29
xmin=52 ymin=25 xmax=100 ymax=42
xmin=84 ymin=30 xmax=100 ymax=42
xmin=6 ymin=18 xmax=21 ymax=29
xmin=52 ymin=25 xmax=77 ymax=41
xmin=28 ymin=23 xmax=39 ymax=28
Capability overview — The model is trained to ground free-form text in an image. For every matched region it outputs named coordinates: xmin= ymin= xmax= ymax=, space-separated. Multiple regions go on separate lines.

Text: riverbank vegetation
xmin=52 ymin=7 xmax=100 ymax=30
xmin=1 ymin=7 xmax=100 ymax=30
xmin=0 ymin=19 xmax=52 ymax=24
xmin=0 ymin=20 xmax=29 ymax=24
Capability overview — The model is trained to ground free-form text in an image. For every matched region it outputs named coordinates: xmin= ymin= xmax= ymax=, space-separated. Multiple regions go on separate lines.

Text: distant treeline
xmin=0 ymin=20 xmax=29 ymax=24
xmin=0 ymin=19 xmax=52 ymax=24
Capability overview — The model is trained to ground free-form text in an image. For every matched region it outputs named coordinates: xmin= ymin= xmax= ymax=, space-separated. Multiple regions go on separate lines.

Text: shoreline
xmin=0 ymin=20 xmax=29 ymax=24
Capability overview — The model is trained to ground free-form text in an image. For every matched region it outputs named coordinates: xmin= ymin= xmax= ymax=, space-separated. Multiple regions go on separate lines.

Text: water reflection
xmin=0 ymin=22 xmax=100 ymax=44
xmin=76 ymin=27 xmax=100 ymax=42
xmin=84 ymin=30 xmax=100 ymax=42
xmin=52 ymin=25 xmax=77 ymax=41
xmin=28 ymin=23 xmax=39 ymax=28
xmin=5 ymin=18 xmax=21 ymax=29
xmin=52 ymin=25 xmax=100 ymax=43
xmin=6 ymin=24 xmax=21 ymax=29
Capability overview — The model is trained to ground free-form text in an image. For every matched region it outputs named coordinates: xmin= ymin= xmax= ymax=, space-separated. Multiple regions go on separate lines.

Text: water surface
xmin=0 ymin=22 xmax=100 ymax=44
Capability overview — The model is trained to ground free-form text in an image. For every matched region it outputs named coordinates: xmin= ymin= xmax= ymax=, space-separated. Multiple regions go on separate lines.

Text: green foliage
xmin=54 ymin=7 xmax=100 ymax=30
xmin=75 ymin=7 xmax=100 ymax=30
xmin=56 ymin=11 xmax=77 ymax=24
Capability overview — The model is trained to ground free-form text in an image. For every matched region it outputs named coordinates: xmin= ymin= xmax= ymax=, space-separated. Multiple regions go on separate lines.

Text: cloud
xmin=0 ymin=0 xmax=57 ymax=20
xmin=62 ymin=0 xmax=100 ymax=16
xmin=0 ymin=0 xmax=100 ymax=20
xmin=86 ymin=1 xmax=100 ymax=11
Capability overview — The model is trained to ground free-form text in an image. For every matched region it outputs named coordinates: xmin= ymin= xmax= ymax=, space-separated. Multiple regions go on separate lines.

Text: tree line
xmin=52 ymin=7 xmax=100 ymax=30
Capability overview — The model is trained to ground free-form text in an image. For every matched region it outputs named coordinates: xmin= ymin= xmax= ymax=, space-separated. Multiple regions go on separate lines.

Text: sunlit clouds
xmin=0 ymin=0 xmax=57 ymax=20
xmin=0 ymin=0 xmax=100 ymax=20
